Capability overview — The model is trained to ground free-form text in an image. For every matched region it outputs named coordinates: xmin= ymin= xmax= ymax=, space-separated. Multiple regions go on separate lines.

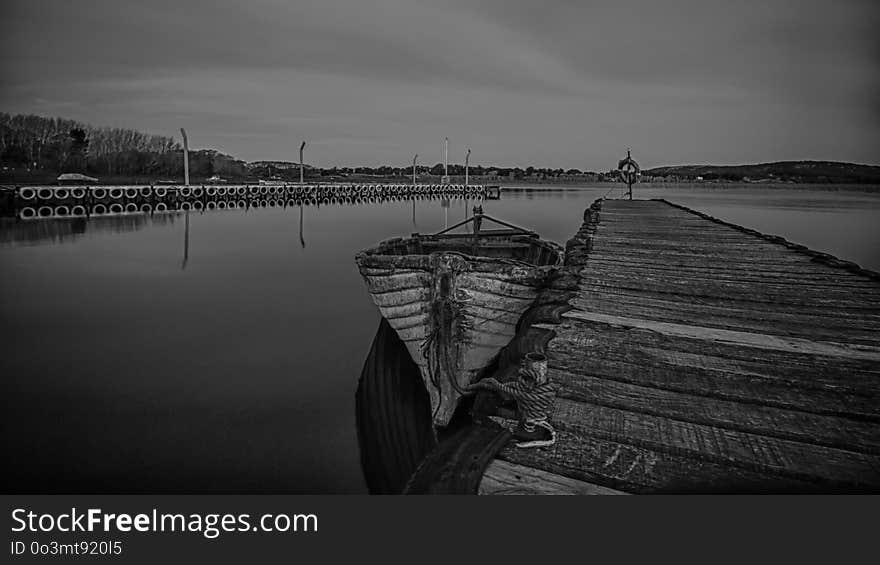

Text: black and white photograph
xmin=2 ymin=0 xmax=879 ymax=502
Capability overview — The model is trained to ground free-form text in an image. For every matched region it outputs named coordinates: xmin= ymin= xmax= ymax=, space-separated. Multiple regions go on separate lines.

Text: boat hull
xmin=356 ymin=251 xmax=556 ymax=427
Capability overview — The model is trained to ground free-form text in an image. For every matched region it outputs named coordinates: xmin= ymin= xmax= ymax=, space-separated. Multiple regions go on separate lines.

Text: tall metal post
xmin=180 ymin=128 xmax=190 ymax=186
xmin=465 ymin=148 xmax=471 ymax=187
xmin=627 ymin=148 xmax=633 ymax=200
xmin=299 ymin=141 xmax=307 ymax=186
xmin=412 ymin=154 xmax=418 ymax=187
xmin=443 ymin=137 xmax=449 ymax=184
xmin=412 ymin=154 xmax=418 ymax=228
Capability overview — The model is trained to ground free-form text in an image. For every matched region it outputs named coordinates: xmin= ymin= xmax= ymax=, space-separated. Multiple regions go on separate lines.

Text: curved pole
xmin=299 ymin=141 xmax=307 ymax=186
xmin=444 ymin=137 xmax=448 ymax=182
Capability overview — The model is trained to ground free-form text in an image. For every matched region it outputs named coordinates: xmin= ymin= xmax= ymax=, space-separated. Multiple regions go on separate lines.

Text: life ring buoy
xmin=71 ymin=205 xmax=86 ymax=216
xmin=109 ymin=203 xmax=124 ymax=214
xmin=20 ymin=207 xmax=36 ymax=219
xmin=92 ymin=204 xmax=107 ymax=215
xmin=617 ymin=151 xmax=640 ymax=185
xmin=18 ymin=188 xmax=36 ymax=200
xmin=124 ymin=202 xmax=138 ymax=213
xmin=125 ymin=187 xmax=139 ymax=199
xmin=38 ymin=188 xmax=54 ymax=200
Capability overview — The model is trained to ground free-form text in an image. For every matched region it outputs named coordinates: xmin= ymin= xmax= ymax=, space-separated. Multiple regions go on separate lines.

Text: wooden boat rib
xmin=355 ymin=209 xmax=562 ymax=427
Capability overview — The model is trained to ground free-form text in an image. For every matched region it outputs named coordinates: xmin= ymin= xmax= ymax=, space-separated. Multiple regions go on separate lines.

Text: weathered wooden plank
xmin=574 ymin=292 xmax=880 ymax=327
xmin=548 ymin=356 xmax=880 ymax=421
xmin=577 ymin=276 xmax=880 ymax=308
xmin=571 ymin=287 xmax=880 ymax=322
xmin=585 ymin=257 xmax=878 ymax=285
xmin=498 ymin=429 xmax=828 ymax=493
xmin=550 ymin=398 xmax=880 ymax=487
xmin=549 ymin=320 xmax=880 ymax=395
xmin=553 ymin=372 xmax=880 ymax=454
xmin=562 ymin=310 xmax=880 ymax=361
xmin=587 ymin=252 xmax=852 ymax=275
xmin=479 ymin=460 xmax=627 ymax=495
xmin=587 ymin=247 xmax=821 ymax=266
xmin=582 ymin=265 xmax=880 ymax=295
xmin=593 ymin=237 xmax=800 ymax=252
xmin=573 ymin=297 xmax=880 ymax=344
xmin=578 ymin=270 xmax=880 ymax=303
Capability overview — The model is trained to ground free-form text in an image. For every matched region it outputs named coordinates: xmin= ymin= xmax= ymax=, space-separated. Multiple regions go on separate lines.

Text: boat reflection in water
xmin=356 ymin=317 xmax=522 ymax=494
xmin=356 ymin=319 xmax=436 ymax=494
xmin=355 ymin=207 xmax=563 ymax=428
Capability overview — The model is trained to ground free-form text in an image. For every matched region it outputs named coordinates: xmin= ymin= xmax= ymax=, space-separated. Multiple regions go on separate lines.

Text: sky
xmin=1 ymin=0 xmax=878 ymax=170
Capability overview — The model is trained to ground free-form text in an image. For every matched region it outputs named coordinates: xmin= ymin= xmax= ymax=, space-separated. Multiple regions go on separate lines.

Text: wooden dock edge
xmin=474 ymin=199 xmax=606 ymax=494
xmin=657 ymin=198 xmax=880 ymax=281
xmin=477 ymin=197 xmax=880 ymax=494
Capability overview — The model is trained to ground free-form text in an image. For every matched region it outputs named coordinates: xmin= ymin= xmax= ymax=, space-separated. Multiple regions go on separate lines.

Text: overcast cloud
xmin=1 ymin=0 xmax=877 ymax=169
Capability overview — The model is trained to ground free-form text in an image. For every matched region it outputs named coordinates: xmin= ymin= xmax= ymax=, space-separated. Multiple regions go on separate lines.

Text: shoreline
xmin=499 ymin=182 xmax=880 ymax=192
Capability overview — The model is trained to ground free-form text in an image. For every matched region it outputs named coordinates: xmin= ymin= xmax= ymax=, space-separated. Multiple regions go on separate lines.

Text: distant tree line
xmin=308 ymin=164 xmax=597 ymax=180
xmin=2 ymin=113 xmax=609 ymax=183
xmin=0 ymin=113 xmax=248 ymax=181
xmin=12 ymin=113 xmax=871 ymax=186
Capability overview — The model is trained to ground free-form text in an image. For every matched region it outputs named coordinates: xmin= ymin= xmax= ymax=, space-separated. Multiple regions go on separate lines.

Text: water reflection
xmin=0 ymin=212 xmax=180 ymax=246
xmin=299 ymin=204 xmax=306 ymax=249
xmin=356 ymin=319 xmax=435 ymax=494
xmin=182 ymin=211 xmax=190 ymax=270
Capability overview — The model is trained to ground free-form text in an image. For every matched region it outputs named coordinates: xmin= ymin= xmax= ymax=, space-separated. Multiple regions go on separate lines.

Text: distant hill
xmin=643 ymin=161 xmax=880 ymax=184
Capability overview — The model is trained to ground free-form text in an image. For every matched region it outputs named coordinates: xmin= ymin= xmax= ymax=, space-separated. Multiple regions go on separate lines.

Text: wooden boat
xmin=355 ymin=208 xmax=563 ymax=427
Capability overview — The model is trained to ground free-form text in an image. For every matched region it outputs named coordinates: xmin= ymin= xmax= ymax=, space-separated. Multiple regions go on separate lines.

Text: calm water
xmin=3 ymin=186 xmax=879 ymax=493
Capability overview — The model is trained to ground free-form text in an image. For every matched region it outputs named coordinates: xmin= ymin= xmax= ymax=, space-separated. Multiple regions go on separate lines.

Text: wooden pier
xmin=479 ymin=198 xmax=880 ymax=494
